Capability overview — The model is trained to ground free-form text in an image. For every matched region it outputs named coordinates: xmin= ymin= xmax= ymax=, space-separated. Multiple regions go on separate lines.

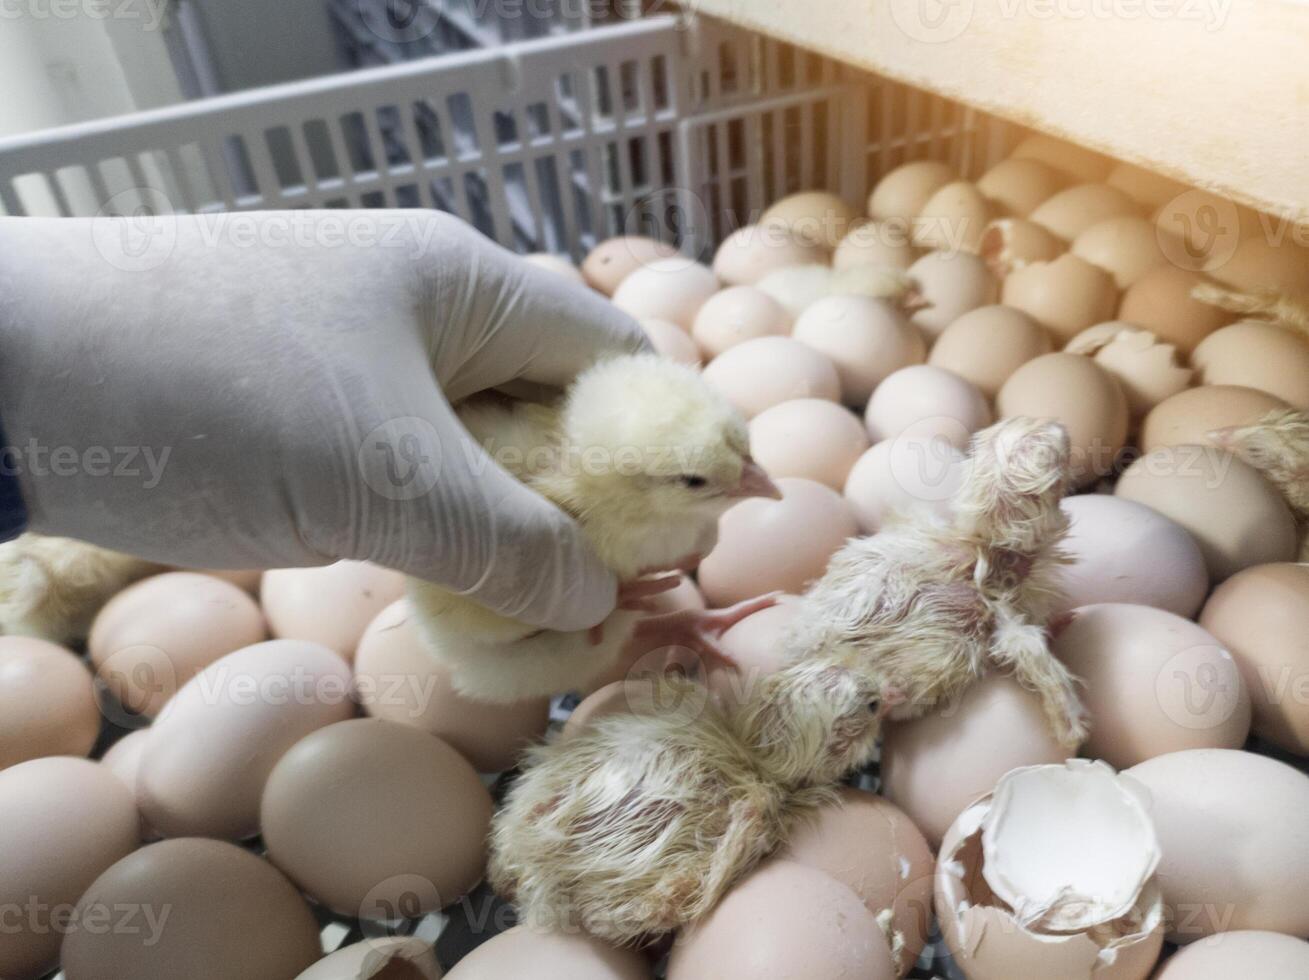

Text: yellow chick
xmin=408 ymin=353 xmax=780 ymax=704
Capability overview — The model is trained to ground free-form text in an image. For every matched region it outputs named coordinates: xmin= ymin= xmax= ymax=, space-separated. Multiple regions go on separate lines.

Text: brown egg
xmin=0 ymin=636 xmax=99 ymax=770
xmin=781 ymin=788 xmax=934 ymax=975
xmin=1064 ymin=323 xmax=1193 ymax=418
xmin=1124 ymin=749 xmax=1309 ymax=941
xmin=712 ymin=224 xmax=830 ymax=286
xmin=1071 ymin=214 xmax=1170 ymax=288
xmin=261 ymin=718 xmax=492 ymax=918
xmin=1106 ymin=162 xmax=1189 ymax=209
xmin=612 ymin=258 xmax=718 ymax=330
xmin=707 ymin=596 xmax=803 ymax=711
xmin=843 ymin=439 xmax=964 ymax=533
xmin=691 ymin=285 xmax=791 ymax=359
xmin=1117 ymin=265 xmax=1230 ymax=354
xmin=880 ymin=674 xmax=1068 ymax=847
xmin=792 ymin=294 xmax=926 ymax=403
xmin=700 ymin=336 xmax=841 ymax=418
xmin=89 ymin=571 xmax=267 ymax=719
xmin=137 ymin=639 xmax=355 ymax=840
xmin=1010 ymin=134 xmax=1112 ymax=183
xmin=912 ymin=180 xmax=991 ymax=252
xmin=698 ymin=477 xmax=857 ymax=606
xmin=907 ymin=250 xmax=999 ymax=339
xmin=928 ymin=304 xmax=1052 ymax=397
xmin=867 ymin=160 xmax=956 ymax=222
xmin=1054 ymin=604 xmax=1251 ymax=769
xmin=1191 ymin=321 xmax=1309 ymax=409
xmin=0 ymin=758 xmax=139 ymax=980
xmin=581 ymin=236 xmax=678 ymax=295
xmin=996 ymin=352 xmax=1128 ymax=487
xmin=979 ymin=217 xmax=1066 ymax=277
xmin=1001 ymin=253 xmax=1119 ymax=345
xmin=261 ymin=560 xmax=406 ymax=660
xmin=1153 ymin=930 xmax=1309 ymax=979
xmin=1140 ymin=385 xmax=1290 ymax=454
xmin=354 ymin=599 xmax=549 ymax=773
xmin=1209 ymin=235 xmax=1309 ymax=303
xmin=1200 ymin=563 xmax=1309 ymax=755
xmin=101 ymin=730 xmax=156 ymax=841
xmin=445 ymin=925 xmax=650 ymax=979
xmin=976 ymin=157 xmax=1067 ymax=217
xmin=749 ymin=399 xmax=869 ymax=490
xmin=865 ymin=365 xmax=992 ymax=449
xmin=832 ymin=220 xmax=917 ymax=271
xmin=1115 ymin=449 xmax=1297 ymax=582
xmin=1055 ymin=495 xmax=1209 ymax=618
xmin=1029 ymin=183 xmax=1139 ymax=241
xmin=762 ymin=190 xmax=860 ymax=249
xmin=640 ymin=318 xmax=700 ymax=368
xmin=668 ymin=860 xmax=896 ymax=980
xmin=296 ymin=937 xmax=443 ymax=980
xmin=1154 ymin=189 xmax=1261 ymax=272
xmin=61 ymin=838 xmax=321 ymax=980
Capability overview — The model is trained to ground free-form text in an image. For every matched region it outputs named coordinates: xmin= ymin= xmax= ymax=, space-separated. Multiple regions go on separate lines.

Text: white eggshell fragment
xmin=979 ymin=217 xmax=1066 ymax=277
xmin=261 ymin=561 xmax=405 ymax=660
xmin=295 ymin=938 xmax=443 ymax=980
xmin=749 ymin=399 xmax=869 ymax=490
xmin=1054 ymin=604 xmax=1251 ymax=769
xmin=1065 ymin=322 xmax=1193 ymax=418
xmin=907 ymin=250 xmax=999 ymax=339
xmin=842 ymin=438 xmax=964 ymax=533
xmin=864 ymin=365 xmax=991 ymax=449
xmin=1054 ymin=495 xmax=1209 ymax=618
xmin=691 ymin=285 xmax=791 ymax=359
xmin=792 ymin=294 xmax=926 ymax=403
xmin=612 ymin=257 xmax=718 ymax=329
xmin=1125 ymin=749 xmax=1309 ymax=942
xmin=700 ymin=336 xmax=841 ymax=418
xmin=936 ymin=761 xmax=1164 ymax=980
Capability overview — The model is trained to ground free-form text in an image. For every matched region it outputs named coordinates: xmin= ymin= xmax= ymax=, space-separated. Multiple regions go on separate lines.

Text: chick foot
xmin=630 ymin=594 xmax=781 ymax=671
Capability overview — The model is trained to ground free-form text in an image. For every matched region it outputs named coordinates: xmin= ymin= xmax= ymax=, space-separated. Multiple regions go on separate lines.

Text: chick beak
xmin=730 ymin=458 xmax=782 ymax=499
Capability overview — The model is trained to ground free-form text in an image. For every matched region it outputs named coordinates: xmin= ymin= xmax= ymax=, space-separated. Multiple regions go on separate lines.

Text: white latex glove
xmin=0 ymin=210 xmax=651 ymax=631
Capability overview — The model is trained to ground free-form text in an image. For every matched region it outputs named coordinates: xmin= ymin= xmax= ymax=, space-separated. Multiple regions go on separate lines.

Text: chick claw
xmin=631 ymin=593 xmax=782 ymax=672
xmin=588 ymin=574 xmax=686 ymax=646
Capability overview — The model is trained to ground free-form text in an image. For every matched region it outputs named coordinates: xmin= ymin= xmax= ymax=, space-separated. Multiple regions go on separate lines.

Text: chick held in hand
xmin=408 ymin=353 xmax=781 ymax=704
xmin=786 ymin=415 xmax=1088 ymax=748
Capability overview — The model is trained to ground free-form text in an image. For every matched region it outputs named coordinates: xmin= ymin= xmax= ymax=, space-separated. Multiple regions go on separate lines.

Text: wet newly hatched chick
xmin=0 ymin=533 xmax=162 ymax=644
xmin=785 ymin=415 xmax=1088 ymax=748
xmin=408 ymin=353 xmax=780 ymax=704
xmin=489 ymin=657 xmax=884 ymax=943
xmin=1211 ymin=407 xmax=1309 ymax=559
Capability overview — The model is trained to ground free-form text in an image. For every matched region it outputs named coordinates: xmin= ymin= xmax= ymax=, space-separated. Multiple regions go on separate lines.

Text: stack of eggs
xmin=2 ymin=130 xmax=1309 ymax=980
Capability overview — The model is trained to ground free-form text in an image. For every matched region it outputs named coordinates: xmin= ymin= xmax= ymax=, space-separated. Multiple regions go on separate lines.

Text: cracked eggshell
xmin=582 ymin=236 xmax=678 ymax=295
xmin=1053 ymin=604 xmax=1251 ymax=769
xmin=907 ymin=250 xmax=999 ymax=339
xmin=881 ymin=674 xmax=1068 ymax=847
xmin=1117 ymin=266 xmax=1230 ymax=355
xmin=792 ymin=294 xmax=926 ymax=404
xmin=1065 ymin=323 xmax=1193 ymax=418
xmin=612 ymin=257 xmax=718 ymax=330
xmin=979 ymin=218 xmax=1066 ymax=279
xmin=1153 ymin=930 xmax=1309 ymax=979
xmin=1191 ymin=321 xmax=1309 ymax=410
xmin=1124 ymin=749 xmax=1309 ymax=942
xmin=976 ymin=158 xmax=1067 ymax=217
xmin=712 ymin=224 xmax=830 ymax=287
xmin=1140 ymin=385 xmax=1290 ymax=454
xmin=865 ymin=365 xmax=992 ymax=450
xmin=668 ymin=860 xmax=896 ymax=980
xmin=1029 ymin=184 xmax=1140 ymax=242
xmin=935 ymin=761 xmax=1164 ymax=980
xmin=691 ymin=286 xmax=791 ymax=359
xmin=928 ymin=305 xmax=1053 ymax=398
xmin=869 ymin=161 xmax=956 ymax=222
xmin=261 ymin=561 xmax=406 ymax=661
xmin=701 ymin=336 xmax=840 ymax=418
xmin=1071 ymin=215 xmax=1171 ymax=289
xmin=781 ymin=787 xmax=935 ymax=976
xmin=749 ymin=398 xmax=870 ymax=490
xmin=1001 ymin=253 xmax=1119 ymax=345
xmin=762 ymin=190 xmax=859 ymax=250
xmin=295 ymin=938 xmax=442 ymax=980
xmin=1054 ymin=495 xmax=1209 ymax=619
xmin=446 ymin=926 xmax=649 ymax=980
xmin=913 ymin=180 xmax=991 ymax=252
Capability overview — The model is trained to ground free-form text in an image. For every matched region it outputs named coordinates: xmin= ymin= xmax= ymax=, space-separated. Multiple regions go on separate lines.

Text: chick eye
xmin=678 ymin=475 xmax=708 ymax=489
xmin=867 ymin=699 xmax=881 ymax=715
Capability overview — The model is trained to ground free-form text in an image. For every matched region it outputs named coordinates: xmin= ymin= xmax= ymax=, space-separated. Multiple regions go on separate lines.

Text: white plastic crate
xmin=0 ymin=11 xmax=1016 ymax=263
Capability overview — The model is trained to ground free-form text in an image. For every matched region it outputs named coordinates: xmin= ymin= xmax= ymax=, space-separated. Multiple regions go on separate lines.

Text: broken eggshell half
xmin=936 ymin=760 xmax=1164 ymax=980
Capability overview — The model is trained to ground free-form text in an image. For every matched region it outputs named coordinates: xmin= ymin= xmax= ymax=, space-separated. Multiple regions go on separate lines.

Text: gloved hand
xmin=0 ymin=210 xmax=650 ymax=631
